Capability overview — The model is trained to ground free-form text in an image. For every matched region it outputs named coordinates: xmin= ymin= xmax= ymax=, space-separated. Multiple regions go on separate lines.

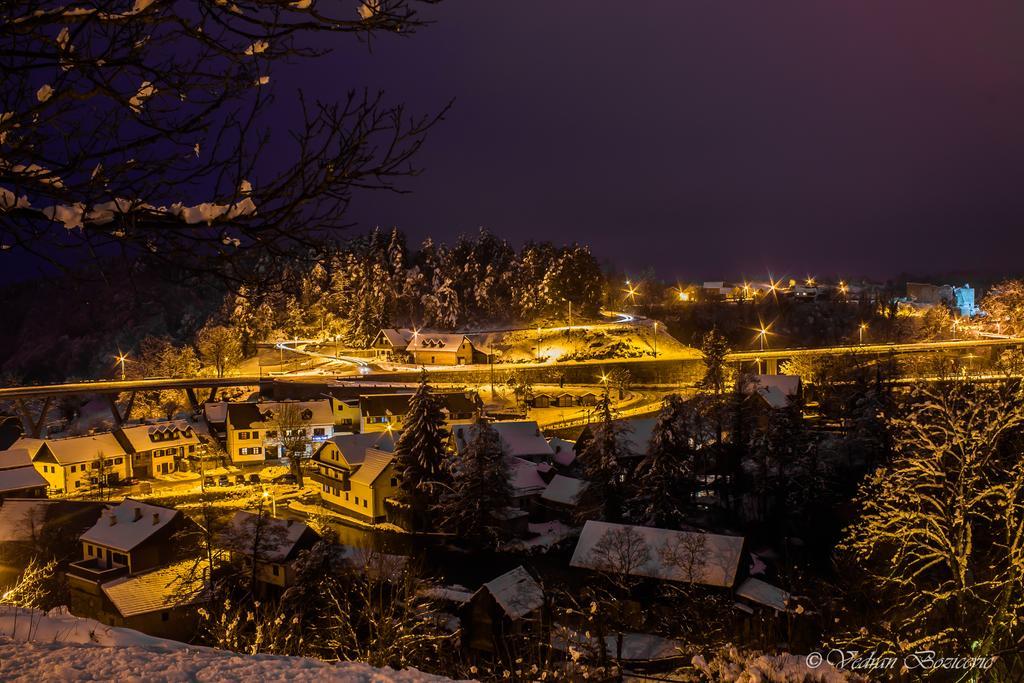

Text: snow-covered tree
xmin=0 ymin=0 xmax=443 ymax=289
xmin=271 ymin=402 xmax=312 ymax=487
xmin=434 ymin=416 xmax=511 ymax=549
xmin=196 ymin=323 xmax=243 ymax=377
xmin=575 ymin=393 xmax=631 ymax=524
xmin=980 ymin=279 xmax=1024 ymax=336
xmin=632 ymin=394 xmax=698 ymax=528
xmin=842 ymin=380 xmax=1024 ymax=668
xmin=392 ymin=371 xmax=450 ymax=529
xmin=697 ymin=328 xmax=730 ymax=394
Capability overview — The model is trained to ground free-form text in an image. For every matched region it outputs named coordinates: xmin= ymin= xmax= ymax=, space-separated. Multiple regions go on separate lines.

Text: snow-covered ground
xmin=0 ymin=606 xmax=454 ymax=682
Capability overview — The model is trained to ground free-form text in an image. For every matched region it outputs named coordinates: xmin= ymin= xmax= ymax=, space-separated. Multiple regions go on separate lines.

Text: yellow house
xmin=406 ymin=333 xmax=476 ymax=366
xmin=328 ymin=396 xmax=361 ymax=432
xmin=312 ymin=432 xmax=399 ymax=523
xmin=359 ymin=391 xmax=482 ymax=434
xmin=225 ymin=401 xmax=335 ymax=465
xmin=30 ymin=433 xmax=130 ymax=494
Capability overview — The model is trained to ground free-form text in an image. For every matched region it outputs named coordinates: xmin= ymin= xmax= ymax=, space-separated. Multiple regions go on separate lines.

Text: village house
xmin=371 ymin=328 xmax=415 ymax=359
xmin=219 ymin=511 xmax=320 ymax=592
xmin=406 ymin=332 xmax=477 ymax=366
xmin=98 ymin=559 xmax=208 ymax=641
xmin=66 ymin=500 xmax=189 ymax=632
xmin=29 ymin=432 xmax=130 ymax=494
xmin=312 ymin=431 xmax=400 ymax=523
xmin=538 ymin=474 xmax=587 ymax=522
xmin=451 ymin=420 xmax=555 ymax=464
xmin=224 ymin=400 xmax=335 ymax=464
xmin=464 ymin=565 xmax=545 ymax=658
xmin=360 ymin=390 xmax=481 ymax=434
xmin=114 ymin=421 xmax=202 ymax=479
xmin=547 ymin=437 xmax=578 ymax=471
xmin=0 ymin=448 xmax=48 ymax=499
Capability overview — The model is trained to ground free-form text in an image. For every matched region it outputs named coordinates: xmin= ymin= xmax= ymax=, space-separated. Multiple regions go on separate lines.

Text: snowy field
xmin=0 ymin=607 xmax=453 ymax=683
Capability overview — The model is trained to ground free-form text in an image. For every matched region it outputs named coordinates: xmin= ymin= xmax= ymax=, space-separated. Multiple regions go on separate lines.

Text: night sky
xmin=279 ymin=0 xmax=1024 ymax=282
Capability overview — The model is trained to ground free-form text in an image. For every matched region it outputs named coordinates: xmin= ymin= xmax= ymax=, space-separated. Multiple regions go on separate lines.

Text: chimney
xmin=152 ymin=513 xmax=160 ymax=525
xmin=108 ymin=513 xmax=117 ymax=526
xmin=133 ymin=507 xmax=142 ymax=522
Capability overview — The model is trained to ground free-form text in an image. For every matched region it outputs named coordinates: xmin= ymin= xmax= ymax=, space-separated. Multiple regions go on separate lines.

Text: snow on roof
xmin=374 ymin=328 xmax=415 ymax=348
xmin=570 ymin=521 xmax=745 ymax=588
xmin=541 ymin=475 xmax=587 ymax=506
xmin=406 ymin=333 xmax=471 ymax=353
xmin=0 ymin=607 xmax=452 ymax=682
xmin=735 ymin=577 xmax=792 ymax=612
xmin=452 ymin=421 xmax=554 ymax=461
xmin=350 ymin=449 xmax=395 ymax=486
xmin=9 ymin=437 xmax=45 ymax=459
xmin=505 ymin=456 xmax=547 ymax=496
xmin=547 ymin=438 xmax=577 ymax=467
xmin=117 ymin=421 xmax=198 ymax=452
xmin=41 ymin=432 xmax=126 ymax=465
xmin=80 ymin=499 xmax=179 ymax=553
xmin=222 ymin=511 xmax=315 ymax=563
xmin=318 ymin=431 xmax=398 ymax=468
xmin=102 ymin=559 xmax=207 ymax=618
xmin=478 ymin=565 xmax=544 ymax=620
xmin=0 ymin=465 xmax=47 ymax=493
xmin=744 ymin=375 xmax=801 ymax=409
xmin=203 ymin=401 xmax=228 ymax=424
xmin=0 ymin=448 xmax=33 ymax=469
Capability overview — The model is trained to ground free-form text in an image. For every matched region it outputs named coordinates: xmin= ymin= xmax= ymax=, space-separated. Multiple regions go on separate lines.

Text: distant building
xmin=464 ymin=566 xmax=545 ymax=656
xmin=371 ymin=328 xmax=415 ymax=358
xmin=30 ymin=433 xmax=129 ymax=494
xmin=219 ymin=511 xmax=320 ymax=591
xmin=406 ymin=333 xmax=477 ymax=366
xmin=953 ymin=284 xmax=978 ymax=317
xmin=906 ymin=281 xmax=977 ymax=316
xmin=359 ymin=390 xmax=480 ymax=433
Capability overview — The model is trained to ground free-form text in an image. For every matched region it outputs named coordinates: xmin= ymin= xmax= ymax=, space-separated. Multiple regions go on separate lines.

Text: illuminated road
xmin=725 ymin=336 xmax=1024 ymax=362
xmin=272 ymin=340 xmax=372 ymax=371
xmin=0 ymin=376 xmax=265 ymax=400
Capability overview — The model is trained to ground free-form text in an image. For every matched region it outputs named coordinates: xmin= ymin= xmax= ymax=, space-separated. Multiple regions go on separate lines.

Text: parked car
xmin=272 ymin=473 xmax=296 ymax=485
xmin=234 ymin=474 xmax=246 ymax=485
xmin=203 ymin=476 xmax=215 ymax=488
xmin=248 ymin=473 xmax=261 ymax=484
xmin=217 ymin=474 xmax=230 ymax=486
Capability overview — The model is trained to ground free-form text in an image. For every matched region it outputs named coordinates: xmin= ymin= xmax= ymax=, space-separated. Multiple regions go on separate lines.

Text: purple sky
xmin=274 ymin=0 xmax=1024 ymax=282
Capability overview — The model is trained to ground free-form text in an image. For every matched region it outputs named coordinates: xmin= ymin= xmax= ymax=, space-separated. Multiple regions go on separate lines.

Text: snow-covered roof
xmin=203 ymin=401 xmax=228 ymax=424
xmin=0 ymin=448 xmax=33 ymax=469
xmin=478 ymin=565 xmax=544 ymax=620
xmin=541 ymin=475 xmax=587 ymax=506
xmin=0 ymin=465 xmax=47 ymax=493
xmin=374 ymin=328 xmax=415 ymax=348
xmin=41 ymin=432 xmax=127 ymax=465
xmin=317 ymin=431 xmax=397 ymax=468
xmin=570 ymin=521 xmax=745 ymax=588
xmin=744 ymin=375 xmax=800 ymax=409
xmin=547 ymin=438 xmax=576 ymax=467
xmin=117 ymin=421 xmax=198 ymax=453
xmin=222 ymin=511 xmax=316 ymax=563
xmin=505 ymin=456 xmax=547 ymax=496
xmin=9 ymin=437 xmax=45 ymax=460
xmin=422 ymin=586 xmax=473 ymax=605
xmin=407 ymin=333 xmax=471 ymax=353
xmin=80 ymin=499 xmax=179 ymax=553
xmin=350 ymin=449 xmax=395 ymax=486
xmin=735 ymin=577 xmax=792 ymax=612
xmin=102 ymin=559 xmax=207 ymax=617
xmin=452 ymin=421 xmax=554 ymax=461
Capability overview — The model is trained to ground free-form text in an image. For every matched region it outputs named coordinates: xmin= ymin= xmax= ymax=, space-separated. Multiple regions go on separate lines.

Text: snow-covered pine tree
xmin=632 ymin=394 xmax=696 ymax=528
xmin=575 ymin=392 xmax=632 ymax=524
xmin=392 ymin=371 xmax=451 ymax=529
xmin=434 ymin=416 xmax=511 ymax=549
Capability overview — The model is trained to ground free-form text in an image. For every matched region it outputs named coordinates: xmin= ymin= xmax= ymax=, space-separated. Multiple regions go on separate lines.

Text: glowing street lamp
xmin=805 ymin=276 xmax=816 ymax=287
xmin=859 ymin=322 xmax=868 ymax=345
xmin=838 ymin=280 xmax=849 ymax=297
xmin=623 ymin=282 xmax=640 ymax=304
xmin=262 ymin=487 xmax=277 ymax=517
xmin=756 ymin=323 xmax=771 ymax=352
xmin=653 ymin=322 xmax=658 ymax=358
xmin=114 ymin=352 xmax=128 ymax=380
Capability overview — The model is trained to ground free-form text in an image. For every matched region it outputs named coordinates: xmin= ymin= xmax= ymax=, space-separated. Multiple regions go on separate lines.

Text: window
xmin=111 ymin=552 xmax=128 ymax=566
xmin=272 ymin=565 xmax=280 ymax=577
xmin=70 ymin=465 xmax=76 ymax=473
xmin=252 ymin=431 xmax=260 ymax=439
xmin=114 ymin=457 xmax=123 ymax=465
xmin=322 ymin=484 xmax=328 ymax=492
xmin=313 ymin=427 xmax=325 ymax=437
xmin=345 ymin=492 xmax=349 ymax=501
xmin=75 ymin=481 xmax=81 ymax=488
xmin=390 ymin=477 xmax=398 ymax=487
xmin=87 ymin=546 xmax=93 ymax=556
xmin=266 ymin=430 xmax=278 ymax=438
xmin=238 ymin=431 xmax=250 ymax=440
xmin=363 ymin=499 xmax=368 ymax=508
xmin=354 ymin=496 xmax=359 ymax=505
xmin=188 ymin=445 xmax=196 ymax=453
xmin=154 ymin=449 xmax=163 ymax=457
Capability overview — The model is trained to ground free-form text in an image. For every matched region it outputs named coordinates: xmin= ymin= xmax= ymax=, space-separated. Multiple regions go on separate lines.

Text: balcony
xmin=66 ymin=558 xmax=128 ymax=583
xmin=310 ymin=470 xmax=350 ymax=491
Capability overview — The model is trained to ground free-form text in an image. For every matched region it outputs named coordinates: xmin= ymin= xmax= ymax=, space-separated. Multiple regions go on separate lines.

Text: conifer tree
xmin=393 ymin=371 xmax=450 ymax=528
xmin=434 ymin=416 xmax=511 ymax=549
xmin=633 ymin=394 xmax=697 ymax=528
xmin=575 ymin=392 xmax=631 ymax=524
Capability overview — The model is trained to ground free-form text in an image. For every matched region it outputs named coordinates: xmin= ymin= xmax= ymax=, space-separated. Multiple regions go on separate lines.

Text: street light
xmin=114 ymin=352 xmax=128 ymax=380
xmin=859 ymin=323 xmax=868 ymax=345
xmin=262 ymin=487 xmax=277 ymax=517
xmin=757 ymin=325 xmax=770 ymax=352
xmin=653 ymin=322 xmax=658 ymax=358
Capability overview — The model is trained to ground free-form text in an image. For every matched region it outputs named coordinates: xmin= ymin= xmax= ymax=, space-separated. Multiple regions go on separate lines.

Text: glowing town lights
xmin=678 ymin=291 xmax=689 ymax=301
xmin=114 ymin=351 xmax=128 ymax=380
xmin=806 ymin=276 xmax=816 ymax=287
xmin=623 ymin=282 xmax=640 ymax=303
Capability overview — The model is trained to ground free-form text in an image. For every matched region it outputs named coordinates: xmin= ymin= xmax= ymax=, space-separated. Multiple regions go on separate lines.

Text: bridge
xmin=725 ymin=337 xmax=1024 ymax=373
